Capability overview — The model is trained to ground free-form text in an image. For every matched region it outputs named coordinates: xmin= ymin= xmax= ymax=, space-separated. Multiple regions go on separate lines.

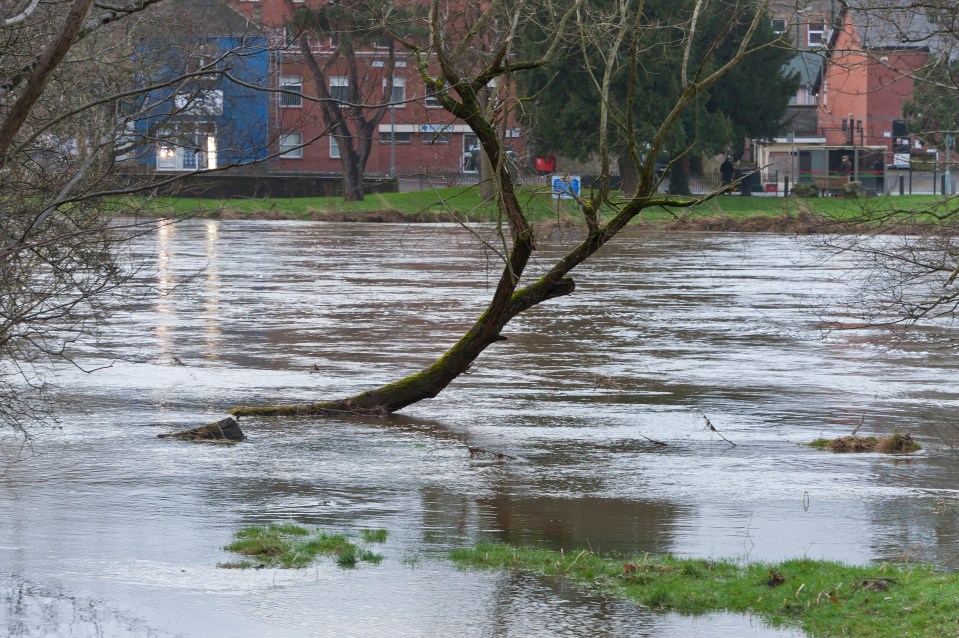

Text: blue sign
xmin=551 ymin=175 xmax=581 ymax=199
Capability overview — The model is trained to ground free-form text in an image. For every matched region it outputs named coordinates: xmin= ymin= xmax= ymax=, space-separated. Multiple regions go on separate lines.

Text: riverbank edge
xmin=217 ymin=525 xmax=955 ymax=638
xmin=450 ymin=542 xmax=957 ymax=638
xmin=127 ymin=206 xmax=949 ymax=235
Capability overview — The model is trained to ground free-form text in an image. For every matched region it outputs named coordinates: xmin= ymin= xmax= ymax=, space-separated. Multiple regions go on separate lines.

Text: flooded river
xmin=2 ymin=221 xmax=958 ymax=637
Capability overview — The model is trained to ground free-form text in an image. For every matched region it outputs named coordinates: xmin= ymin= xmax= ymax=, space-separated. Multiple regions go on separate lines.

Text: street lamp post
xmin=389 ymin=103 xmax=396 ymax=179
xmin=846 ymin=115 xmax=862 ymax=182
xmin=946 ymin=133 xmax=953 ymax=195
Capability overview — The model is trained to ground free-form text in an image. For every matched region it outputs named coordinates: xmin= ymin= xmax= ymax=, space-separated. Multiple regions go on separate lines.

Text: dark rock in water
xmin=158 ymin=416 xmax=245 ymax=442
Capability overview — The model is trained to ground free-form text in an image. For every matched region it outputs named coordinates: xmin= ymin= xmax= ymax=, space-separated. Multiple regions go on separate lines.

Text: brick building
xmin=816 ymin=0 xmax=933 ymax=153
xmin=227 ymin=0 xmax=522 ymax=178
xmin=757 ymin=0 xmax=936 ymax=189
xmin=768 ymin=0 xmax=837 ymax=50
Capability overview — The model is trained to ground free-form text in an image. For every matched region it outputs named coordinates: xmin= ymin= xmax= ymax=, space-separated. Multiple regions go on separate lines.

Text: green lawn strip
xmin=111 ymin=190 xmax=952 ymax=227
xmin=111 ymin=187 xmax=495 ymax=220
xmin=450 ymin=543 xmax=959 ymax=638
xmin=220 ymin=524 xmax=385 ymax=569
xmin=639 ymin=193 xmax=953 ymax=224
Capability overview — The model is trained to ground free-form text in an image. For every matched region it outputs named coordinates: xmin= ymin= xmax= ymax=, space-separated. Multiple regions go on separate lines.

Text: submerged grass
xmin=361 ymin=528 xmax=389 ymax=543
xmin=450 ymin=543 xmax=959 ymax=638
xmin=221 ymin=524 xmax=384 ymax=569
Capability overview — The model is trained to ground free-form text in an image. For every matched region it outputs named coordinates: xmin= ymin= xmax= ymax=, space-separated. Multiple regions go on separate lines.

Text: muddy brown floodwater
xmin=2 ymin=220 xmax=958 ymax=637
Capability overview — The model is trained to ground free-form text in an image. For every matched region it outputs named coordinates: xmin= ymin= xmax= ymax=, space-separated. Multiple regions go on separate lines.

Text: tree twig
xmin=700 ymin=411 xmax=737 ymax=446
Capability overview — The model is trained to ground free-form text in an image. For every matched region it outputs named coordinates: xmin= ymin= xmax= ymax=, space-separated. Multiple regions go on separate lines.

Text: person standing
xmin=720 ymin=156 xmax=734 ymax=187
xmin=839 ymin=155 xmax=853 ymax=181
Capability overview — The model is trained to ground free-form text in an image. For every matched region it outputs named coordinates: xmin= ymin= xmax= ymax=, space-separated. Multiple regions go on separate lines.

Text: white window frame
xmin=330 ymin=136 xmax=340 ymax=158
xmin=280 ymin=75 xmax=303 ymax=107
xmin=808 ymin=21 xmax=825 ymax=46
xmin=770 ymin=18 xmax=786 ymax=35
xmin=157 ymin=144 xmax=177 ymax=169
xmin=330 ymin=76 xmax=349 ymax=103
xmin=384 ymin=76 xmax=406 ymax=107
xmin=279 ymin=132 xmax=303 ymax=158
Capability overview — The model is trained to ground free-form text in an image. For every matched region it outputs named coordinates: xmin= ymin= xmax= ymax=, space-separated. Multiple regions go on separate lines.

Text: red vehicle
xmin=535 ymin=153 xmax=556 ymax=174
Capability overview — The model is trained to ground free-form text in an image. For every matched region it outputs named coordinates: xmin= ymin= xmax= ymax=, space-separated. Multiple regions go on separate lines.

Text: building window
xmin=379 ymin=131 xmax=411 ymax=144
xmin=463 ymin=133 xmax=479 ymax=173
xmin=280 ymin=76 xmax=302 ymax=107
xmin=374 ymin=37 xmax=391 ymax=49
xmin=808 ymin=21 xmax=825 ymax=46
xmin=330 ymin=136 xmax=340 ymax=158
xmin=770 ymin=18 xmax=786 ymax=34
xmin=174 ymin=90 xmax=223 ymax=116
xmin=157 ymin=144 xmax=177 ymax=169
xmin=425 ymin=78 xmax=442 ymax=107
xmin=330 ymin=76 xmax=349 ymax=103
xmin=423 ymin=131 xmax=450 ymax=144
xmin=279 ymin=132 xmax=303 ymax=158
xmin=386 ymin=77 xmax=405 ymax=106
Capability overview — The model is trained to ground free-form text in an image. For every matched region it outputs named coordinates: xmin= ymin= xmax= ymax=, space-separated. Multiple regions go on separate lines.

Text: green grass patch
xmin=450 ymin=543 xmax=959 ymax=638
xmin=222 ymin=524 xmax=384 ymax=570
xmin=361 ymin=528 xmax=389 ymax=543
xmin=637 ymin=193 xmax=954 ymax=224
xmin=113 ymin=187 xmax=513 ymax=221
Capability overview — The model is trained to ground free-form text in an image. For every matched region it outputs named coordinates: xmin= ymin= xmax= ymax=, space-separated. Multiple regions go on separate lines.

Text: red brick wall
xmin=818 ymin=10 xmax=926 ymax=153
xmin=864 ymin=50 xmax=926 ymax=147
xmin=230 ymin=0 xmax=525 ymax=175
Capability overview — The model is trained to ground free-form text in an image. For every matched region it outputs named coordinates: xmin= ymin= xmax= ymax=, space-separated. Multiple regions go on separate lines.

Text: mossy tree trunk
xmin=189 ymin=0 xmax=776 ymax=428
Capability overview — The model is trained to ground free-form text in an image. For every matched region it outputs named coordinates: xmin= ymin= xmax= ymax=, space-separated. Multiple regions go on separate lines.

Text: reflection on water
xmin=2 ymin=221 xmax=959 ymax=636
xmin=0 ymin=576 xmax=173 ymax=638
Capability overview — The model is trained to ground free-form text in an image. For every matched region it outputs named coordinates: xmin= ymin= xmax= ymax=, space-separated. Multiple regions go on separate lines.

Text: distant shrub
xmin=791 ymin=183 xmax=817 ymax=198
xmin=843 ymin=181 xmax=862 ymax=198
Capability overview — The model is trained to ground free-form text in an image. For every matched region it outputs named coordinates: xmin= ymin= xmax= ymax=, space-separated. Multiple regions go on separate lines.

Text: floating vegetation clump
xmin=451 ymin=543 xmax=959 ymax=638
xmin=221 ymin=524 xmax=385 ymax=569
xmin=808 ymin=432 xmax=920 ymax=454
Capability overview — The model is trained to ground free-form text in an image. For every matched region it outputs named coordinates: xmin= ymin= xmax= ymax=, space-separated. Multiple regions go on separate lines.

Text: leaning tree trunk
xmin=479 ymin=147 xmax=495 ymax=202
xmin=163 ymin=0 xmax=768 ymax=435
xmin=229 ymin=270 xmax=576 ymax=419
xmin=223 ymin=82 xmax=585 ymax=420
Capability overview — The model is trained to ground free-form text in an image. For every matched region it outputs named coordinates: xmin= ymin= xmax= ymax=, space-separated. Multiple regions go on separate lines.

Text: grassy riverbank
xmin=450 ymin=543 xmax=958 ymax=638
xmin=116 ymin=188 xmax=951 ymax=228
xmin=221 ymin=523 xmax=956 ymax=637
